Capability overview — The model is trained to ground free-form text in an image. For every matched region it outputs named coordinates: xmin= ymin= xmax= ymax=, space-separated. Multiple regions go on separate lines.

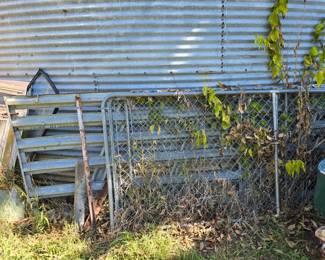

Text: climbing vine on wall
xmin=200 ymin=1 xmax=325 ymax=180
xmin=303 ymin=18 xmax=325 ymax=87
xmin=255 ymin=0 xmax=288 ymax=81
xmin=202 ymin=86 xmax=231 ymax=130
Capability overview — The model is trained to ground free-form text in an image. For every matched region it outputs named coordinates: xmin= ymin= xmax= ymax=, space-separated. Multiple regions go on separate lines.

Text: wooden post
xmin=74 ymin=161 xmax=86 ymax=230
xmin=75 ymin=95 xmax=96 ymax=230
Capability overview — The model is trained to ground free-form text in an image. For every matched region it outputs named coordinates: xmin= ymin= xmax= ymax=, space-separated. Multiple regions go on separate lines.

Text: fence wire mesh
xmin=101 ymin=90 xmax=324 ymax=230
xmin=277 ymin=92 xmax=325 ymax=209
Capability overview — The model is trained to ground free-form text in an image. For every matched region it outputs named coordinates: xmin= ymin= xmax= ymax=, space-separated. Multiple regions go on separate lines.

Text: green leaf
xmin=285 ymin=160 xmax=306 ymax=177
xmin=250 ymin=101 xmax=263 ymax=112
xmin=149 ymin=125 xmax=155 ymax=134
xmin=202 ymin=86 xmax=208 ymax=97
xmin=304 ymin=55 xmax=312 ymax=68
xmin=310 ymin=46 xmax=319 ymax=57
xmin=255 ymin=35 xmax=265 ymax=49
xmin=247 ymin=148 xmax=254 ymax=158
xmin=221 ymin=111 xmax=231 ymax=130
xmin=315 ymin=70 xmax=324 ymax=87
xmin=320 ymin=50 xmax=325 ymax=64
xmin=268 ymin=10 xmax=279 ymax=27
xmin=201 ymin=129 xmax=208 ymax=149
xmin=313 ymin=23 xmax=324 ymax=41
xmin=214 ymin=105 xmax=222 ymax=119
xmin=285 ymin=161 xmax=293 ymax=177
xmin=268 ymin=29 xmax=279 ymax=42
xmin=272 ymin=54 xmax=281 ymax=65
xmin=278 ymin=3 xmax=288 ymax=16
xmin=271 ymin=66 xmax=280 ymax=79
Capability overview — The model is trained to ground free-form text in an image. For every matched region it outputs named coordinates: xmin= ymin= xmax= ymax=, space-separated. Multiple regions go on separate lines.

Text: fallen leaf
xmin=285 ymin=239 xmax=297 ymax=248
xmin=287 ymin=224 xmax=296 ymax=231
xmin=234 ymin=229 xmax=242 ymax=235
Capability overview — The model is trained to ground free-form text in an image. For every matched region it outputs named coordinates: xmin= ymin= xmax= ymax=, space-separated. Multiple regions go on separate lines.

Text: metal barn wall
xmin=0 ymin=0 xmax=324 ymax=93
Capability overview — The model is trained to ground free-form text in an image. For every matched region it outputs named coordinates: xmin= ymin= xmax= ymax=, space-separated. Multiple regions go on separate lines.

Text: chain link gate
xmin=101 ymin=89 xmax=325 ymax=230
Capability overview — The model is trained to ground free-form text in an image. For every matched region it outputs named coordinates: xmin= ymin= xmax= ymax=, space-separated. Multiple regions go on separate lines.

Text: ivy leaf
xmin=268 ymin=11 xmax=279 ymax=28
xmin=310 ymin=46 xmax=319 ymax=57
xmin=221 ymin=111 xmax=231 ymax=130
xmin=269 ymin=29 xmax=279 ymax=42
xmin=278 ymin=4 xmax=288 ymax=16
xmin=320 ymin=50 xmax=325 ymax=64
xmin=250 ymin=101 xmax=263 ymax=112
xmin=315 ymin=70 xmax=324 ymax=87
xmin=272 ymin=54 xmax=281 ymax=66
xmin=304 ymin=55 xmax=312 ymax=68
xmin=201 ymin=129 xmax=208 ymax=149
xmin=285 ymin=160 xmax=305 ymax=177
xmin=313 ymin=22 xmax=324 ymax=41
xmin=271 ymin=66 xmax=280 ymax=79
xmin=202 ymin=85 xmax=208 ymax=97
xmin=255 ymin=35 xmax=265 ymax=49
xmin=149 ymin=125 xmax=155 ymax=134
xmin=285 ymin=161 xmax=293 ymax=177
xmin=214 ymin=104 xmax=222 ymax=119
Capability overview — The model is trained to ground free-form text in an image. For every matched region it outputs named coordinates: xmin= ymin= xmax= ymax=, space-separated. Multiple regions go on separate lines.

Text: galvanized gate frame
xmin=3 ymin=87 xmax=324 ymax=220
xmin=5 ymin=92 xmax=110 ymax=198
xmin=101 ymin=91 xmax=202 ymax=228
xmin=100 ymin=88 xmax=325 ymax=229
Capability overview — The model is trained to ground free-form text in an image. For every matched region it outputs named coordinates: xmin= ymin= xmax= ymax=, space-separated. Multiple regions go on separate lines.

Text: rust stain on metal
xmin=84 ymin=181 xmax=108 ymax=232
xmin=75 ymin=94 xmax=96 ymax=230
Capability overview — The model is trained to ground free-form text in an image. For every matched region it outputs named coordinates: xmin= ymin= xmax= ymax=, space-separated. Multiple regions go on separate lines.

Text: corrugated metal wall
xmin=0 ymin=0 xmax=324 ymax=92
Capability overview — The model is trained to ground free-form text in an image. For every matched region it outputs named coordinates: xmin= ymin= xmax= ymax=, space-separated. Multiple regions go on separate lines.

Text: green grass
xmin=0 ymin=222 xmax=89 ymax=260
xmin=105 ymin=229 xmax=191 ymax=259
xmin=0 ymin=213 xmax=321 ymax=260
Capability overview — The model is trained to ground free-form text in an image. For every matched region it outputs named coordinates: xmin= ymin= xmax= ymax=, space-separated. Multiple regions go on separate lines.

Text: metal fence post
xmin=101 ymin=98 xmax=115 ymax=230
xmin=272 ymin=92 xmax=280 ymax=216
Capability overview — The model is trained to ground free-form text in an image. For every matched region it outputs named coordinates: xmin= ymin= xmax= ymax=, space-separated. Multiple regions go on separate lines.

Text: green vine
xmin=285 ymin=160 xmax=306 ymax=178
xmin=303 ymin=18 xmax=325 ymax=87
xmin=202 ymin=86 xmax=231 ymax=130
xmin=255 ymin=0 xmax=288 ymax=81
xmin=194 ymin=129 xmax=208 ymax=149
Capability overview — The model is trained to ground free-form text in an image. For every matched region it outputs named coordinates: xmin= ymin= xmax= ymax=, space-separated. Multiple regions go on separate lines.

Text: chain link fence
xmin=101 ymin=90 xmax=325 ymax=230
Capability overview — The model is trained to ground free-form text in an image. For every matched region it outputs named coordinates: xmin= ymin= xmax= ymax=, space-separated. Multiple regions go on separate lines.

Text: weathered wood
xmin=74 ymin=161 xmax=86 ymax=230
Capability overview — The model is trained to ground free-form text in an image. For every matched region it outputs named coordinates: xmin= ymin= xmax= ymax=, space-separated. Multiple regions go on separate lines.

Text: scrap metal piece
xmin=5 ymin=91 xmax=108 ymax=198
xmin=75 ymin=94 xmax=96 ymax=230
xmin=83 ymin=181 xmax=108 ymax=232
xmin=74 ymin=160 xmax=86 ymax=230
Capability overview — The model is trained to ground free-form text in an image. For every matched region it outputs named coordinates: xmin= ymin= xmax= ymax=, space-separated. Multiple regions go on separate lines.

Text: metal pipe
xmin=272 ymin=92 xmax=280 ymax=216
xmin=107 ymin=99 xmax=120 ymax=213
xmin=75 ymin=94 xmax=96 ymax=230
xmin=101 ymin=102 xmax=115 ymax=230
xmin=6 ymin=87 xmax=325 ymax=109
xmin=124 ymin=100 xmax=133 ymax=179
